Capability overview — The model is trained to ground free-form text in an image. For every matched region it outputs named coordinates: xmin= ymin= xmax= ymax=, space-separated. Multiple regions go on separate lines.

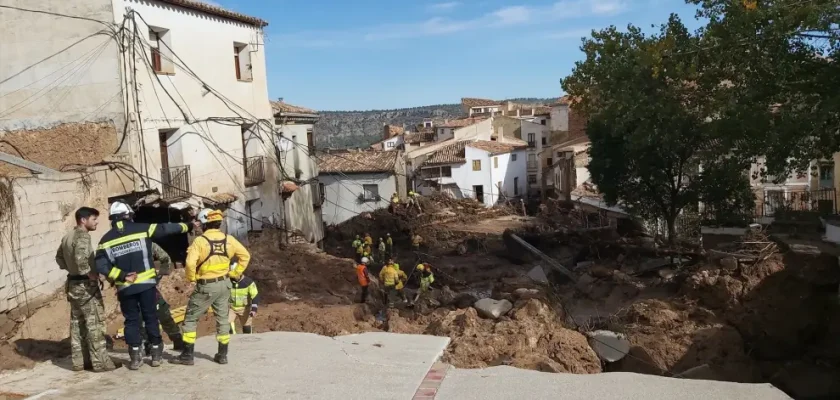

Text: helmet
xmin=197 ymin=208 xmax=212 ymax=223
xmin=361 ymin=257 xmax=369 ymax=264
xmin=109 ymin=201 xmax=133 ymax=217
xmin=416 ymin=264 xmax=425 ymax=271
xmin=204 ymin=210 xmax=224 ymax=223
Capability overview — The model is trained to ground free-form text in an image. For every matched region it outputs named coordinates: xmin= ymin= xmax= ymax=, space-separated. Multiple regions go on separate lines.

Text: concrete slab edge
xmin=412 ymin=362 xmax=451 ymax=400
xmin=22 ymin=389 xmax=60 ymax=400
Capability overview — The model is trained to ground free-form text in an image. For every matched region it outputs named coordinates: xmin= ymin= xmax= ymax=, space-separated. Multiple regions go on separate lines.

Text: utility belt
xmin=67 ymin=274 xmax=90 ymax=281
xmin=197 ymin=276 xmax=229 ymax=285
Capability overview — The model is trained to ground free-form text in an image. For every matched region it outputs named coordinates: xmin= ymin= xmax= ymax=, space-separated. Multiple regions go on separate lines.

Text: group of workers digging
xmin=353 ymin=234 xmax=435 ymax=308
xmin=57 ymin=202 xmax=260 ymax=372
xmin=389 ymin=190 xmax=422 ymax=213
xmin=353 ymin=232 xmax=394 ymax=263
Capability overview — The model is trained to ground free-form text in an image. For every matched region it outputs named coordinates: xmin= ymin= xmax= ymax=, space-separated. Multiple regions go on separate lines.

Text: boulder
xmin=586 ymin=330 xmax=630 ymax=362
xmin=718 ymin=257 xmax=739 ymax=272
xmin=453 ymin=293 xmax=479 ymax=309
xmin=474 ymin=298 xmax=513 ymax=319
xmin=589 ymin=265 xmax=614 ymax=278
xmin=527 ymin=265 xmax=549 ymax=283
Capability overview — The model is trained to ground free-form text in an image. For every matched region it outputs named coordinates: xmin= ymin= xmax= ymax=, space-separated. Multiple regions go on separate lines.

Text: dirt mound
xmin=248 ymin=230 xmax=358 ymax=305
xmin=615 ymin=299 xmax=760 ymax=382
xmin=256 ymin=303 xmax=379 ymax=336
xmin=398 ymin=299 xmax=601 ymax=373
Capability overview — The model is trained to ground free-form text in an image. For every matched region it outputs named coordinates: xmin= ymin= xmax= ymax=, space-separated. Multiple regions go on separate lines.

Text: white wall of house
xmin=419 ymin=147 xmax=526 ymax=207
xmin=550 ymin=104 xmax=570 ymax=132
xmin=436 ymin=127 xmax=456 ymax=142
xmin=116 ymin=0 xmax=274 ymax=241
xmin=320 ymin=173 xmax=397 ymax=225
xmin=454 ymin=119 xmax=494 ymax=141
xmin=382 ymin=135 xmax=404 ymax=151
xmin=278 ymin=122 xmax=324 ymax=243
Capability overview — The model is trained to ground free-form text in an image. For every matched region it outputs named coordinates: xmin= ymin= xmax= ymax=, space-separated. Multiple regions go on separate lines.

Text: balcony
xmin=161 ymin=165 xmax=191 ymax=201
xmin=527 ymin=141 xmax=536 ymax=148
xmin=527 ymin=161 xmax=538 ymax=171
xmin=244 ymin=156 xmax=265 ymax=187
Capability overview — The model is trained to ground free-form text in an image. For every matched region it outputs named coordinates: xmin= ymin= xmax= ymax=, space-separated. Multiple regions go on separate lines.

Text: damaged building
xmin=0 ymin=1 xmax=320 ymax=314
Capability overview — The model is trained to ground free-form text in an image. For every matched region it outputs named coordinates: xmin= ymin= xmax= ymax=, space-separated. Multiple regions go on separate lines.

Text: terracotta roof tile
xmin=271 ymin=100 xmax=317 ymax=115
xmin=468 ymin=141 xmax=525 ymax=155
xmin=423 ymin=141 xmax=467 ymax=166
xmin=438 ymin=117 xmax=487 ymax=128
xmin=534 ymin=106 xmax=551 ymax=116
xmin=461 ymin=98 xmax=500 ymax=108
xmin=318 ymin=150 xmax=397 ymax=173
xmin=406 ymin=128 xmax=435 ymax=144
xmin=158 ymin=0 xmax=268 ymax=27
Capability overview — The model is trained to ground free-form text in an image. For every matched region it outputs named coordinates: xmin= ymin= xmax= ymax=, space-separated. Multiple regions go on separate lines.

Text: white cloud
xmin=274 ymin=0 xmax=629 ymax=48
xmin=542 ymin=29 xmax=592 ymax=40
xmin=428 ymin=2 xmax=461 ymax=11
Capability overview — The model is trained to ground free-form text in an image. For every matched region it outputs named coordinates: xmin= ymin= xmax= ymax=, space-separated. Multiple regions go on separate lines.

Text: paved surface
xmin=0 ymin=332 xmax=449 ymax=400
xmin=435 ymin=366 xmax=792 ymax=400
xmin=0 ymin=332 xmax=793 ymax=400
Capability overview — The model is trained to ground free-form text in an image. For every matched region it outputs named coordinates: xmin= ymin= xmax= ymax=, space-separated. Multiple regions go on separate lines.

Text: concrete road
xmin=436 ymin=366 xmax=792 ymax=400
xmin=0 ymin=332 xmax=792 ymax=400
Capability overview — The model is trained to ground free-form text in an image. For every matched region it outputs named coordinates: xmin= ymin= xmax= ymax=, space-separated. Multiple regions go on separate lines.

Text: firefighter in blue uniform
xmin=94 ymin=201 xmax=191 ymax=370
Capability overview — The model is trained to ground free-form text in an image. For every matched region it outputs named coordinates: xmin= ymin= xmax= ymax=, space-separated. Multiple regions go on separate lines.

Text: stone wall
xmin=0 ymin=167 xmax=134 ymax=313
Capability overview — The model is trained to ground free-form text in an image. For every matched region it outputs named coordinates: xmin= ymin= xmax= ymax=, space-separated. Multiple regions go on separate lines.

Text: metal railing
xmin=527 ymin=141 xmax=536 ymax=148
xmin=527 ymin=161 xmax=538 ymax=170
xmin=762 ymin=188 xmax=837 ymax=217
xmin=244 ymin=156 xmax=265 ymax=187
xmin=161 ymin=165 xmax=191 ymax=201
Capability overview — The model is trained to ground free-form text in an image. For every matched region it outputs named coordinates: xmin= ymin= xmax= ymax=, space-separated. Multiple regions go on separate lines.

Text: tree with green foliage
xmin=563 ymin=15 xmax=739 ymax=243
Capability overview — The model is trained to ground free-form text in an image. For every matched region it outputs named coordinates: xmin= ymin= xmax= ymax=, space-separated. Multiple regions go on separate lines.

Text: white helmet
xmin=361 ymin=257 xmax=369 ymax=264
xmin=197 ymin=208 xmax=213 ymax=224
xmin=109 ymin=201 xmax=133 ymax=217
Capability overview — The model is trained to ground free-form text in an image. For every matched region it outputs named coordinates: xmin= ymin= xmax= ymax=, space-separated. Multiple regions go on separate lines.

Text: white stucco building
xmin=0 ymin=0 xmax=282 ymax=313
xmin=417 ymin=141 xmax=527 ymax=207
xmin=318 ymin=150 xmax=406 ymax=225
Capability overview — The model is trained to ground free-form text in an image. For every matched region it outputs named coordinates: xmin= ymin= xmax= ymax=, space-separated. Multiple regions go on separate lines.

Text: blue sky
xmin=210 ymin=0 xmax=704 ymax=111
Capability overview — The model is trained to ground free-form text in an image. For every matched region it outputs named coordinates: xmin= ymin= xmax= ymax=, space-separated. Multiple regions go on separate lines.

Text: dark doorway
xmin=158 ymin=131 xmax=169 ymax=171
xmin=133 ymin=205 xmax=190 ymax=264
xmin=473 ymin=185 xmax=484 ymax=203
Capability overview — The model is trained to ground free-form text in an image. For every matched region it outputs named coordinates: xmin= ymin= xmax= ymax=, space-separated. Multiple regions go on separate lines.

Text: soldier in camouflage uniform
xmin=55 ymin=207 xmax=117 ymax=372
xmin=139 ymin=242 xmax=185 ymax=354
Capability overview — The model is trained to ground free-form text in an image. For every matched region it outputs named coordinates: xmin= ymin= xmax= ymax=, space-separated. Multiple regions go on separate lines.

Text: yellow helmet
xmin=205 ymin=209 xmax=224 ymax=223
xmin=416 ymin=264 xmax=424 ymax=271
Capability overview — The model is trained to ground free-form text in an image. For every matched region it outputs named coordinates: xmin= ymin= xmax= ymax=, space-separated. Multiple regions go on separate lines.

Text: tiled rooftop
xmin=461 ymin=98 xmax=500 ymax=108
xmin=271 ymin=100 xmax=317 ymax=115
xmin=423 ymin=141 xmax=467 ymax=166
xmin=437 ymin=117 xmax=487 ymax=128
xmin=158 ymin=0 xmax=268 ymax=27
xmin=468 ymin=141 xmax=525 ymax=155
xmin=318 ymin=150 xmax=397 ymax=173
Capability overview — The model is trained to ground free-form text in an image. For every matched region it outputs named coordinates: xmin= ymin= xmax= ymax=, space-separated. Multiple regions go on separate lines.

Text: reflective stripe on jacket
xmin=379 ymin=265 xmax=398 ymax=286
xmin=355 ymin=264 xmax=369 ymax=287
xmin=185 ymin=229 xmax=251 ymax=282
xmin=95 ymin=220 xmax=189 ymax=296
xmin=230 ymin=276 xmax=260 ymax=312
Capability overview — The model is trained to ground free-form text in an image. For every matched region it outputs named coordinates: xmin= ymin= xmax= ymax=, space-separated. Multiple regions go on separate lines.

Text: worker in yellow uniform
xmin=407 ymin=190 xmax=422 ymax=212
xmin=391 ymin=259 xmax=408 ymax=303
xmin=379 ymin=261 xmax=399 ymax=308
xmin=389 ymin=193 xmax=400 ymax=213
xmin=355 ymin=242 xmax=365 ymax=262
xmin=351 ymin=235 xmax=362 ymax=253
xmin=364 ymin=233 xmax=373 ymax=247
xmin=177 ymin=210 xmax=250 ymax=366
xmin=412 ymin=234 xmax=423 ymax=252
xmin=378 ymin=238 xmax=387 ymax=262
xmin=413 ymin=263 xmax=435 ymax=304
xmin=228 ymin=262 xmax=260 ymax=334
xmin=386 ymin=233 xmax=394 ymax=257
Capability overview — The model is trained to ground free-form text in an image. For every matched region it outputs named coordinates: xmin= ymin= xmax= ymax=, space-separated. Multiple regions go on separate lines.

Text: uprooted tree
xmin=562 ymin=16 xmax=736 ymax=243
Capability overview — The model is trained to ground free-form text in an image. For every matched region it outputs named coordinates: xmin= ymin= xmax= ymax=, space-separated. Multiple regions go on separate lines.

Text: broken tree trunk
xmin=504 ymin=231 xmax=577 ymax=283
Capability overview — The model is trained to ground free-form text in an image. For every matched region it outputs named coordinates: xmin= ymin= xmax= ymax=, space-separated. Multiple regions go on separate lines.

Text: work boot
xmin=171 ymin=334 xmax=185 ymax=351
xmin=150 ymin=344 xmax=163 ymax=367
xmin=127 ymin=346 xmax=143 ymax=371
xmin=176 ymin=343 xmax=195 ymax=366
xmin=143 ymin=341 xmax=152 ymax=357
xmin=214 ymin=343 xmax=228 ymax=365
xmin=92 ymin=359 xmax=119 ymax=372
xmin=242 ymin=326 xmax=252 ymax=334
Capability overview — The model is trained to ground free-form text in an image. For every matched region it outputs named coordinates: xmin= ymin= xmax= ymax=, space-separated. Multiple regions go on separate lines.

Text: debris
xmin=589 ymin=265 xmax=614 ymax=278
xmin=719 ymin=257 xmax=739 ymax=272
xmin=576 ymin=261 xmax=595 ymax=269
xmin=586 ymin=330 xmax=630 ymax=362
xmin=473 ymin=299 xmax=513 ymax=319
xmin=527 ymin=266 xmax=549 ymax=283
xmin=505 ymin=231 xmax=577 ymax=283
xmin=674 ymin=364 xmax=720 ymax=380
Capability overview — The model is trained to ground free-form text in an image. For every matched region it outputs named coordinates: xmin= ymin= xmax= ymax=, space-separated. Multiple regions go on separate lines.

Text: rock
xmin=657 ymin=268 xmax=675 ymax=281
xmin=616 ymin=253 xmax=626 ymax=263
xmin=453 ymin=293 xmax=479 ymax=309
xmin=587 ymin=330 xmax=630 ymax=362
xmin=473 ymin=298 xmax=513 ymax=319
xmin=719 ymin=256 xmax=738 ymax=272
xmin=576 ymin=261 xmax=594 ymax=270
xmin=639 ymin=257 xmax=672 ymax=272
xmin=527 ymin=266 xmax=549 ymax=283
xmin=513 ymin=288 xmax=541 ymax=300
xmin=536 ymin=359 xmax=564 ymax=373
xmin=436 ymin=286 xmax=458 ymax=306
xmin=575 ymin=274 xmax=597 ymax=292
xmin=589 ymin=265 xmax=614 ymax=278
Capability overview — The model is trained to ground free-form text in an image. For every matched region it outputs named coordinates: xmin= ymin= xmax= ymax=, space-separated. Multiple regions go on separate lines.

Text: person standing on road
xmin=138 ymin=242 xmax=185 ymax=354
xmin=56 ymin=207 xmax=117 ymax=372
xmin=177 ymin=209 xmax=251 ymax=366
xmin=355 ymin=257 xmax=371 ymax=304
xmin=94 ymin=201 xmax=191 ymax=370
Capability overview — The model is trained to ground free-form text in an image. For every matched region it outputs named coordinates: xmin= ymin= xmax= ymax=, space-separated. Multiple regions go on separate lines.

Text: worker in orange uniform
xmin=355 ymin=257 xmax=371 ymax=303
xmin=177 ymin=210 xmax=250 ymax=366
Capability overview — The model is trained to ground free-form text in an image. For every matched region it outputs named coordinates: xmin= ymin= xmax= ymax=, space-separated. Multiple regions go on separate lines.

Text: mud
xmin=0 ymin=122 xmax=118 ymax=176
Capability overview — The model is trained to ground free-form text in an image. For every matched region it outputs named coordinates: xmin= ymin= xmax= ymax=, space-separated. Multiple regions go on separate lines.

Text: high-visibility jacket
xmin=412 ymin=235 xmax=422 ymax=247
xmin=379 ymin=265 xmax=399 ymax=287
xmin=364 ymin=236 xmax=373 ymax=246
xmin=395 ymin=268 xmax=408 ymax=290
xmin=185 ymin=229 xmax=250 ymax=282
xmin=352 ymin=239 xmax=362 ymax=249
xmin=356 ymin=244 xmax=365 ymax=255
xmin=95 ymin=220 xmax=189 ymax=296
xmin=355 ymin=264 xmax=369 ymax=287
xmin=378 ymin=241 xmax=386 ymax=252
xmin=386 ymin=237 xmax=393 ymax=247
xmin=391 ymin=195 xmax=400 ymax=204
xmin=230 ymin=276 xmax=260 ymax=313
xmin=419 ymin=268 xmax=435 ymax=291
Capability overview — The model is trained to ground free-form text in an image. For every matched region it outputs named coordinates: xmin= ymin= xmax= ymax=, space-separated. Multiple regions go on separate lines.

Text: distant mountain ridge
xmin=314 ymin=98 xmax=555 ymax=149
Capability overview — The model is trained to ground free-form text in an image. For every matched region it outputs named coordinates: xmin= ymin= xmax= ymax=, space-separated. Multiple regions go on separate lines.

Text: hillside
xmin=314 ymin=98 xmax=555 ymax=149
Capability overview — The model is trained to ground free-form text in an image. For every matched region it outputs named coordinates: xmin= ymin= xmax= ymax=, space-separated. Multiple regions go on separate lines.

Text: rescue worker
xmin=378 ymin=238 xmax=387 ymax=262
xmin=228 ymin=263 xmax=260 ymax=335
xmin=364 ymin=233 xmax=373 ymax=247
xmin=94 ymin=201 xmax=191 ymax=370
xmin=355 ymin=241 xmax=365 ymax=262
xmin=56 ymin=207 xmax=117 ymax=372
xmin=363 ymin=243 xmax=374 ymax=263
xmin=412 ymin=233 xmax=423 ymax=252
xmin=379 ymin=260 xmax=399 ymax=307
xmin=407 ymin=190 xmax=422 ymax=212
xmin=351 ymin=235 xmax=362 ymax=252
xmin=389 ymin=193 xmax=400 ymax=213
xmin=355 ymin=257 xmax=371 ymax=303
xmin=177 ymin=209 xmax=251 ymax=366
xmin=139 ymin=242 xmax=185 ymax=355
xmin=386 ymin=233 xmax=394 ymax=256
xmin=413 ymin=263 xmax=435 ymax=304
xmin=392 ymin=260 xmax=409 ymax=303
